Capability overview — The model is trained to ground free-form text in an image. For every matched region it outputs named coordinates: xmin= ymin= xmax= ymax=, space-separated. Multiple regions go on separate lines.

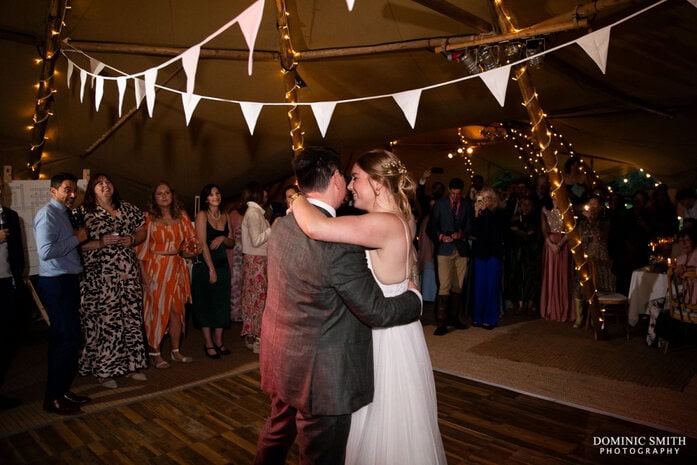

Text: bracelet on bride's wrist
xmin=289 ymin=191 xmax=305 ymax=204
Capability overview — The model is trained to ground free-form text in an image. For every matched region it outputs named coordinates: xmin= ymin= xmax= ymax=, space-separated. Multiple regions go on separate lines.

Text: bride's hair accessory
xmin=383 ymin=160 xmax=407 ymax=177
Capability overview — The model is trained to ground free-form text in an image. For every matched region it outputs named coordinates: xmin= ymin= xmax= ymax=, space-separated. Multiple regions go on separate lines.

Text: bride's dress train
xmin=345 ymin=252 xmax=447 ymax=465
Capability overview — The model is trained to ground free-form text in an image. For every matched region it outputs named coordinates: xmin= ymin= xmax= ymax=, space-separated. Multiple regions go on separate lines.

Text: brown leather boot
xmin=433 ymin=294 xmax=449 ymax=336
xmin=449 ymin=293 xmax=469 ymax=329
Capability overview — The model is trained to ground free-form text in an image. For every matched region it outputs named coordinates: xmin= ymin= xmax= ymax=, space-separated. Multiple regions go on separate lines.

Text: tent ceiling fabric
xmin=1 ymin=0 xmax=697 ymax=208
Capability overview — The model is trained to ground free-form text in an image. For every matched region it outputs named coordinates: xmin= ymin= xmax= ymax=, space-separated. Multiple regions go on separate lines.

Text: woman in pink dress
xmin=540 ymin=198 xmax=574 ymax=323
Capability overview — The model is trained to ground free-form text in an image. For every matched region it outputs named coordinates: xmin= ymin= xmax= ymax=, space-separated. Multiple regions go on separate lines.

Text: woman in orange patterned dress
xmin=138 ymin=181 xmax=199 ymax=369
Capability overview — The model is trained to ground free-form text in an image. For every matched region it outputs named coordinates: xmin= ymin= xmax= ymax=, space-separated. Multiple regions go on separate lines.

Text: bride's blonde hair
xmin=356 ymin=149 xmax=415 ymax=220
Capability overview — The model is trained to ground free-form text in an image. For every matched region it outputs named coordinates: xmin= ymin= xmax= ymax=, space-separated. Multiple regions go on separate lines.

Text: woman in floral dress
xmin=137 ymin=181 xmax=199 ymax=369
xmin=240 ymin=182 xmax=271 ymax=353
xmin=226 ymin=197 xmax=245 ymax=322
xmin=75 ymin=173 xmax=148 ymax=388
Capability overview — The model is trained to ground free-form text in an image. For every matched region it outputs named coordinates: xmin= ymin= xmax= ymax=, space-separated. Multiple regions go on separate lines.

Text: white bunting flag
xmin=66 ymin=60 xmax=74 ymax=88
xmin=134 ymin=78 xmax=146 ymax=109
xmin=392 ymin=89 xmax=422 ymax=129
xmin=79 ymin=69 xmax=87 ymax=103
xmin=181 ymin=93 xmax=202 ymax=126
xmin=310 ymin=102 xmax=337 ymax=138
xmin=577 ymin=26 xmax=612 ymax=74
xmin=236 ymin=0 xmax=265 ymax=75
xmin=94 ymin=76 xmax=104 ymax=111
xmin=116 ymin=77 xmax=127 ymax=117
xmin=144 ymin=68 xmax=158 ymax=117
xmin=239 ymin=102 xmax=263 ymax=135
xmin=479 ymin=64 xmax=511 ymax=107
xmin=182 ymin=46 xmax=201 ymax=95
xmin=346 ymin=0 xmax=356 ymax=11
xmin=89 ymin=58 xmax=105 ymax=87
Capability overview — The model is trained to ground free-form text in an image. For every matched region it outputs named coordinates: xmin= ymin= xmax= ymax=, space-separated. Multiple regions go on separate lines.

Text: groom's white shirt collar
xmin=307 ymin=198 xmax=336 ymax=218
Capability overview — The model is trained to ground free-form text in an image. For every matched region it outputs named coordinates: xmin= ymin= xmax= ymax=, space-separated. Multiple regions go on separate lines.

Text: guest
xmin=0 ymin=181 xmax=26 ymax=410
xmin=627 ymin=190 xmax=652 ymax=270
xmin=226 ymin=196 xmax=245 ymax=322
xmin=674 ymin=228 xmax=697 ymax=305
xmin=676 ymin=188 xmax=697 ymax=220
xmin=137 ymin=181 xmax=198 ymax=369
xmin=240 ymin=182 xmax=272 ymax=354
xmin=283 ymin=184 xmax=300 ymax=209
xmin=563 ymin=157 xmax=591 ymax=215
xmin=507 ymin=195 xmax=543 ymax=314
xmin=540 ymin=197 xmax=574 ymax=323
xmin=416 ymin=168 xmax=445 ymax=230
xmin=429 ymin=177 xmax=472 ymax=335
xmin=649 ymin=184 xmax=679 ymax=240
xmin=192 ymin=184 xmax=234 ymax=359
xmin=75 ymin=174 xmax=148 ymax=388
xmin=34 ymin=173 xmax=91 ymax=415
xmin=471 ymin=187 xmax=506 ymax=329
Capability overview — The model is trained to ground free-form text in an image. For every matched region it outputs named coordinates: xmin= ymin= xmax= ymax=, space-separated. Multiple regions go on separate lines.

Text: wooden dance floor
xmin=2 ymin=367 xmax=695 ymax=465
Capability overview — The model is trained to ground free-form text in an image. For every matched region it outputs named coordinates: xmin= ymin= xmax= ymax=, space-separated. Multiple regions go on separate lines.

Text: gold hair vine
xmin=383 ymin=160 xmax=407 ymax=176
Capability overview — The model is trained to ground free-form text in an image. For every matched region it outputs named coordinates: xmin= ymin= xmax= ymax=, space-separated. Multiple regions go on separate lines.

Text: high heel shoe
xmin=214 ymin=343 xmax=231 ymax=356
xmin=170 ymin=349 xmax=193 ymax=363
xmin=203 ymin=345 xmax=221 ymax=359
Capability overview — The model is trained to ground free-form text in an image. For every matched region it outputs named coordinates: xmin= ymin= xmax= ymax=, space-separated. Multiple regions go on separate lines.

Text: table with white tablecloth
xmin=627 ymin=267 xmax=668 ymax=326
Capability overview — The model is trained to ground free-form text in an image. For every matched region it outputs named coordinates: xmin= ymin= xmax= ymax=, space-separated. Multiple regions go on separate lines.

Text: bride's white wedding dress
xmin=345 ymin=248 xmax=447 ymax=465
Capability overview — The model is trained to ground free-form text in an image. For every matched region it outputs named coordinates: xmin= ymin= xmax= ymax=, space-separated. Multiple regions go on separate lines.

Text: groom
xmin=254 ymin=146 xmax=422 ymax=465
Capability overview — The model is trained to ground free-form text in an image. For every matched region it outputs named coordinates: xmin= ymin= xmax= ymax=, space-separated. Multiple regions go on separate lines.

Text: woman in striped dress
xmin=138 ymin=181 xmax=199 ymax=369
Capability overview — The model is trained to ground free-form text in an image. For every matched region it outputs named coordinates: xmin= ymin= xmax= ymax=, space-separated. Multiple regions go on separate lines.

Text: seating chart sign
xmin=5 ymin=179 xmax=87 ymax=276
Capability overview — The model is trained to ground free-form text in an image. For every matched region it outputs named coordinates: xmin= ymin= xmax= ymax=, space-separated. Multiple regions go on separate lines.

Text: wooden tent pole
xmin=29 ymin=0 xmax=70 ymax=179
xmin=514 ymin=65 xmax=606 ymax=340
xmin=491 ymin=1 xmax=606 ymax=339
xmin=274 ymin=0 xmax=303 ymax=157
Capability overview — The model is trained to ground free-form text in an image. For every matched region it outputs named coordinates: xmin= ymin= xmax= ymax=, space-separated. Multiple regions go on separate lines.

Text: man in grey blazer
xmin=254 ymin=147 xmax=423 ymax=465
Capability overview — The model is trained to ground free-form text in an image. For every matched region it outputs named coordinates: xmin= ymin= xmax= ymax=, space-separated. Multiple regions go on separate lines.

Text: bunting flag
xmin=235 ymin=0 xmax=265 ymax=75
xmin=688 ymin=0 xmax=697 ymax=8
xmin=144 ymin=69 xmax=158 ymax=117
xmin=239 ymin=102 xmax=263 ymax=134
xmin=577 ymin=26 xmax=612 ymax=74
xmin=479 ymin=64 xmax=511 ymax=107
xmin=116 ymin=77 xmax=127 ymax=117
xmin=60 ymin=0 xmax=668 ymax=137
xmin=182 ymin=46 xmax=201 ymax=95
xmin=134 ymin=78 xmax=146 ymax=109
xmin=310 ymin=102 xmax=337 ymax=138
xmin=94 ymin=76 xmax=104 ymax=111
xmin=181 ymin=93 xmax=202 ymax=126
xmin=79 ymin=69 xmax=87 ymax=103
xmin=66 ymin=60 xmax=74 ymax=88
xmin=393 ymin=89 xmax=422 ymax=129
xmin=89 ymin=58 xmax=105 ymax=89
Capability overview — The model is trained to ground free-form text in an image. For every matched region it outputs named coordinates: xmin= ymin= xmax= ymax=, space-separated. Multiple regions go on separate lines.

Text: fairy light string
xmin=514 ymin=63 xmax=606 ymax=339
xmin=28 ymin=0 xmax=71 ymax=178
xmin=275 ymin=1 xmax=304 ymax=156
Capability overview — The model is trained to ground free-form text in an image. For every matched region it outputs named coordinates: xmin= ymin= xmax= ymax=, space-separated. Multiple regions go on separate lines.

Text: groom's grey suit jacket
xmin=259 ymin=206 xmax=422 ymax=416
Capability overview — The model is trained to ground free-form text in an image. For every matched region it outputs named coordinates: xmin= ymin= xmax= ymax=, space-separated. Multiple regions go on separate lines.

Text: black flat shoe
xmin=204 ymin=345 xmax=221 ymax=359
xmin=64 ymin=391 xmax=91 ymax=405
xmin=44 ymin=398 xmax=81 ymax=415
xmin=214 ymin=344 xmax=231 ymax=356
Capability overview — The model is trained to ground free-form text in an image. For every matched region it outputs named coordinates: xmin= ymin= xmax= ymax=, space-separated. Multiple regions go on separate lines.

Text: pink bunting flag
xmin=182 ymin=46 xmax=201 ymax=95
xmin=236 ymin=0 xmax=265 ymax=75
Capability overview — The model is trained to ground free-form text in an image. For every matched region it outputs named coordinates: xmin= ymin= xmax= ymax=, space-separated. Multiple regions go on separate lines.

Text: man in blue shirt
xmin=34 ymin=173 xmax=90 ymax=415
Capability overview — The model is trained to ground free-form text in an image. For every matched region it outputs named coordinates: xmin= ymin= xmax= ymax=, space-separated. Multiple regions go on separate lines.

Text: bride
xmin=291 ymin=149 xmax=446 ymax=465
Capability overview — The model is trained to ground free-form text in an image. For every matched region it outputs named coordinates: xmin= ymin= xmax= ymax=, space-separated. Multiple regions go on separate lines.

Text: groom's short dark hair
xmin=292 ymin=146 xmax=342 ymax=193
